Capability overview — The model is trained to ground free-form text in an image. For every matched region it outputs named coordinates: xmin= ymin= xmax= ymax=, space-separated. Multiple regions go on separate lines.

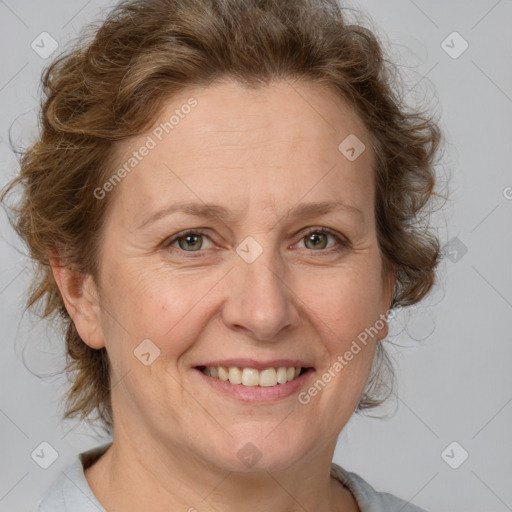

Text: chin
xmin=204 ymin=433 xmax=311 ymax=474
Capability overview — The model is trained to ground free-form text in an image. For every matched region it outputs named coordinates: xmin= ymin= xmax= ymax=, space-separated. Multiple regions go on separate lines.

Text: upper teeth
xmin=202 ymin=366 xmax=302 ymax=387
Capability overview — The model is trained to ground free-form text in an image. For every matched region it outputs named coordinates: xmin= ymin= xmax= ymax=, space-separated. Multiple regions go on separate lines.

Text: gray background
xmin=1 ymin=0 xmax=511 ymax=511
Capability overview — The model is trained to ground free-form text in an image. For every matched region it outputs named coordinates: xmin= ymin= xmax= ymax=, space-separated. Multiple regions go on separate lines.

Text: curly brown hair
xmin=1 ymin=0 xmax=445 ymax=430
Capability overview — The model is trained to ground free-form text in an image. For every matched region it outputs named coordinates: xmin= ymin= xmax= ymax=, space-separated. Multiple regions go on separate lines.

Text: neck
xmin=84 ymin=428 xmax=358 ymax=512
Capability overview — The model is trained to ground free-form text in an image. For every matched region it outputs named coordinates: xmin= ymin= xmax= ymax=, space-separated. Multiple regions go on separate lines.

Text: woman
xmin=1 ymin=0 xmax=443 ymax=510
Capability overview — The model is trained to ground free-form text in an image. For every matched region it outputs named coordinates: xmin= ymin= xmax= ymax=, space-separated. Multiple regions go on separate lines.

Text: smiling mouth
xmin=195 ymin=365 xmax=312 ymax=387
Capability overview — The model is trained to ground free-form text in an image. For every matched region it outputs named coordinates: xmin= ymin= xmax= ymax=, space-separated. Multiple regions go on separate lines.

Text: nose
xmin=221 ymin=248 xmax=301 ymax=342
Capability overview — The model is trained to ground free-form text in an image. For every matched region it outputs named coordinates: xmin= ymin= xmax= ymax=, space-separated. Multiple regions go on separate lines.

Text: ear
xmin=49 ymin=251 xmax=105 ymax=349
xmin=378 ymin=261 xmax=397 ymax=340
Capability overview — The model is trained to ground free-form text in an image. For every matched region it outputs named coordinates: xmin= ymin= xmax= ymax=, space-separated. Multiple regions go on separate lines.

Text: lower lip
xmin=193 ymin=368 xmax=315 ymax=403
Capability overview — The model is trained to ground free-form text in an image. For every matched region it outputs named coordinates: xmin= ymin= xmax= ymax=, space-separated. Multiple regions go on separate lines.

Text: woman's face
xmin=85 ymin=78 xmax=394 ymax=472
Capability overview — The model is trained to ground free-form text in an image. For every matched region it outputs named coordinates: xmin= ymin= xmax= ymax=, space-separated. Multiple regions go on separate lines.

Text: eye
xmin=161 ymin=227 xmax=349 ymax=257
xmin=163 ymin=229 xmax=214 ymax=254
xmin=296 ymin=227 xmax=349 ymax=253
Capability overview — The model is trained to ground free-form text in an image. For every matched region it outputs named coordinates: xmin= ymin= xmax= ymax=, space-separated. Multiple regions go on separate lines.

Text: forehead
xmin=104 ymin=78 xmax=375 ymax=223
xmin=152 ymin=78 xmax=370 ymax=156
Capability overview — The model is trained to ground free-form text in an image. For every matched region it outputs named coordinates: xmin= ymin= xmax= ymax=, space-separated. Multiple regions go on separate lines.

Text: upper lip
xmin=195 ymin=359 xmax=314 ymax=371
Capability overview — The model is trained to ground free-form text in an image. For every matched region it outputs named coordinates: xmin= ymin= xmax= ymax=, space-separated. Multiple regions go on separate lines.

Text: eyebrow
xmin=136 ymin=200 xmax=363 ymax=230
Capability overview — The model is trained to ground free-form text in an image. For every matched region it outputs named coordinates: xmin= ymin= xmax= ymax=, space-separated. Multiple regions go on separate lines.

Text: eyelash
xmin=161 ymin=227 xmax=350 ymax=257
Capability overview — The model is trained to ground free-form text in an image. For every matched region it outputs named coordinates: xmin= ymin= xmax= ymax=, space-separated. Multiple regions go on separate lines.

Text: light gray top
xmin=38 ymin=443 xmax=428 ymax=512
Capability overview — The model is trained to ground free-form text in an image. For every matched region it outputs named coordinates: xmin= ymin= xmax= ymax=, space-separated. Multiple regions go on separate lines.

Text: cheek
xmin=98 ymin=268 xmax=212 ymax=411
xmin=101 ymin=265 xmax=219 ymax=357
xmin=303 ymin=268 xmax=384 ymax=398
xmin=299 ymin=264 xmax=385 ymax=338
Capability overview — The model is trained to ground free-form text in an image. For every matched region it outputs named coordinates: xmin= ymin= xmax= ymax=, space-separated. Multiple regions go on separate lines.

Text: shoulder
xmin=37 ymin=443 xmax=111 ymax=512
xmin=331 ymin=462 xmax=429 ymax=512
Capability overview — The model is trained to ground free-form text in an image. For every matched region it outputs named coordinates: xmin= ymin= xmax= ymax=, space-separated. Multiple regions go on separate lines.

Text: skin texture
xmin=51 ymin=78 xmax=395 ymax=512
